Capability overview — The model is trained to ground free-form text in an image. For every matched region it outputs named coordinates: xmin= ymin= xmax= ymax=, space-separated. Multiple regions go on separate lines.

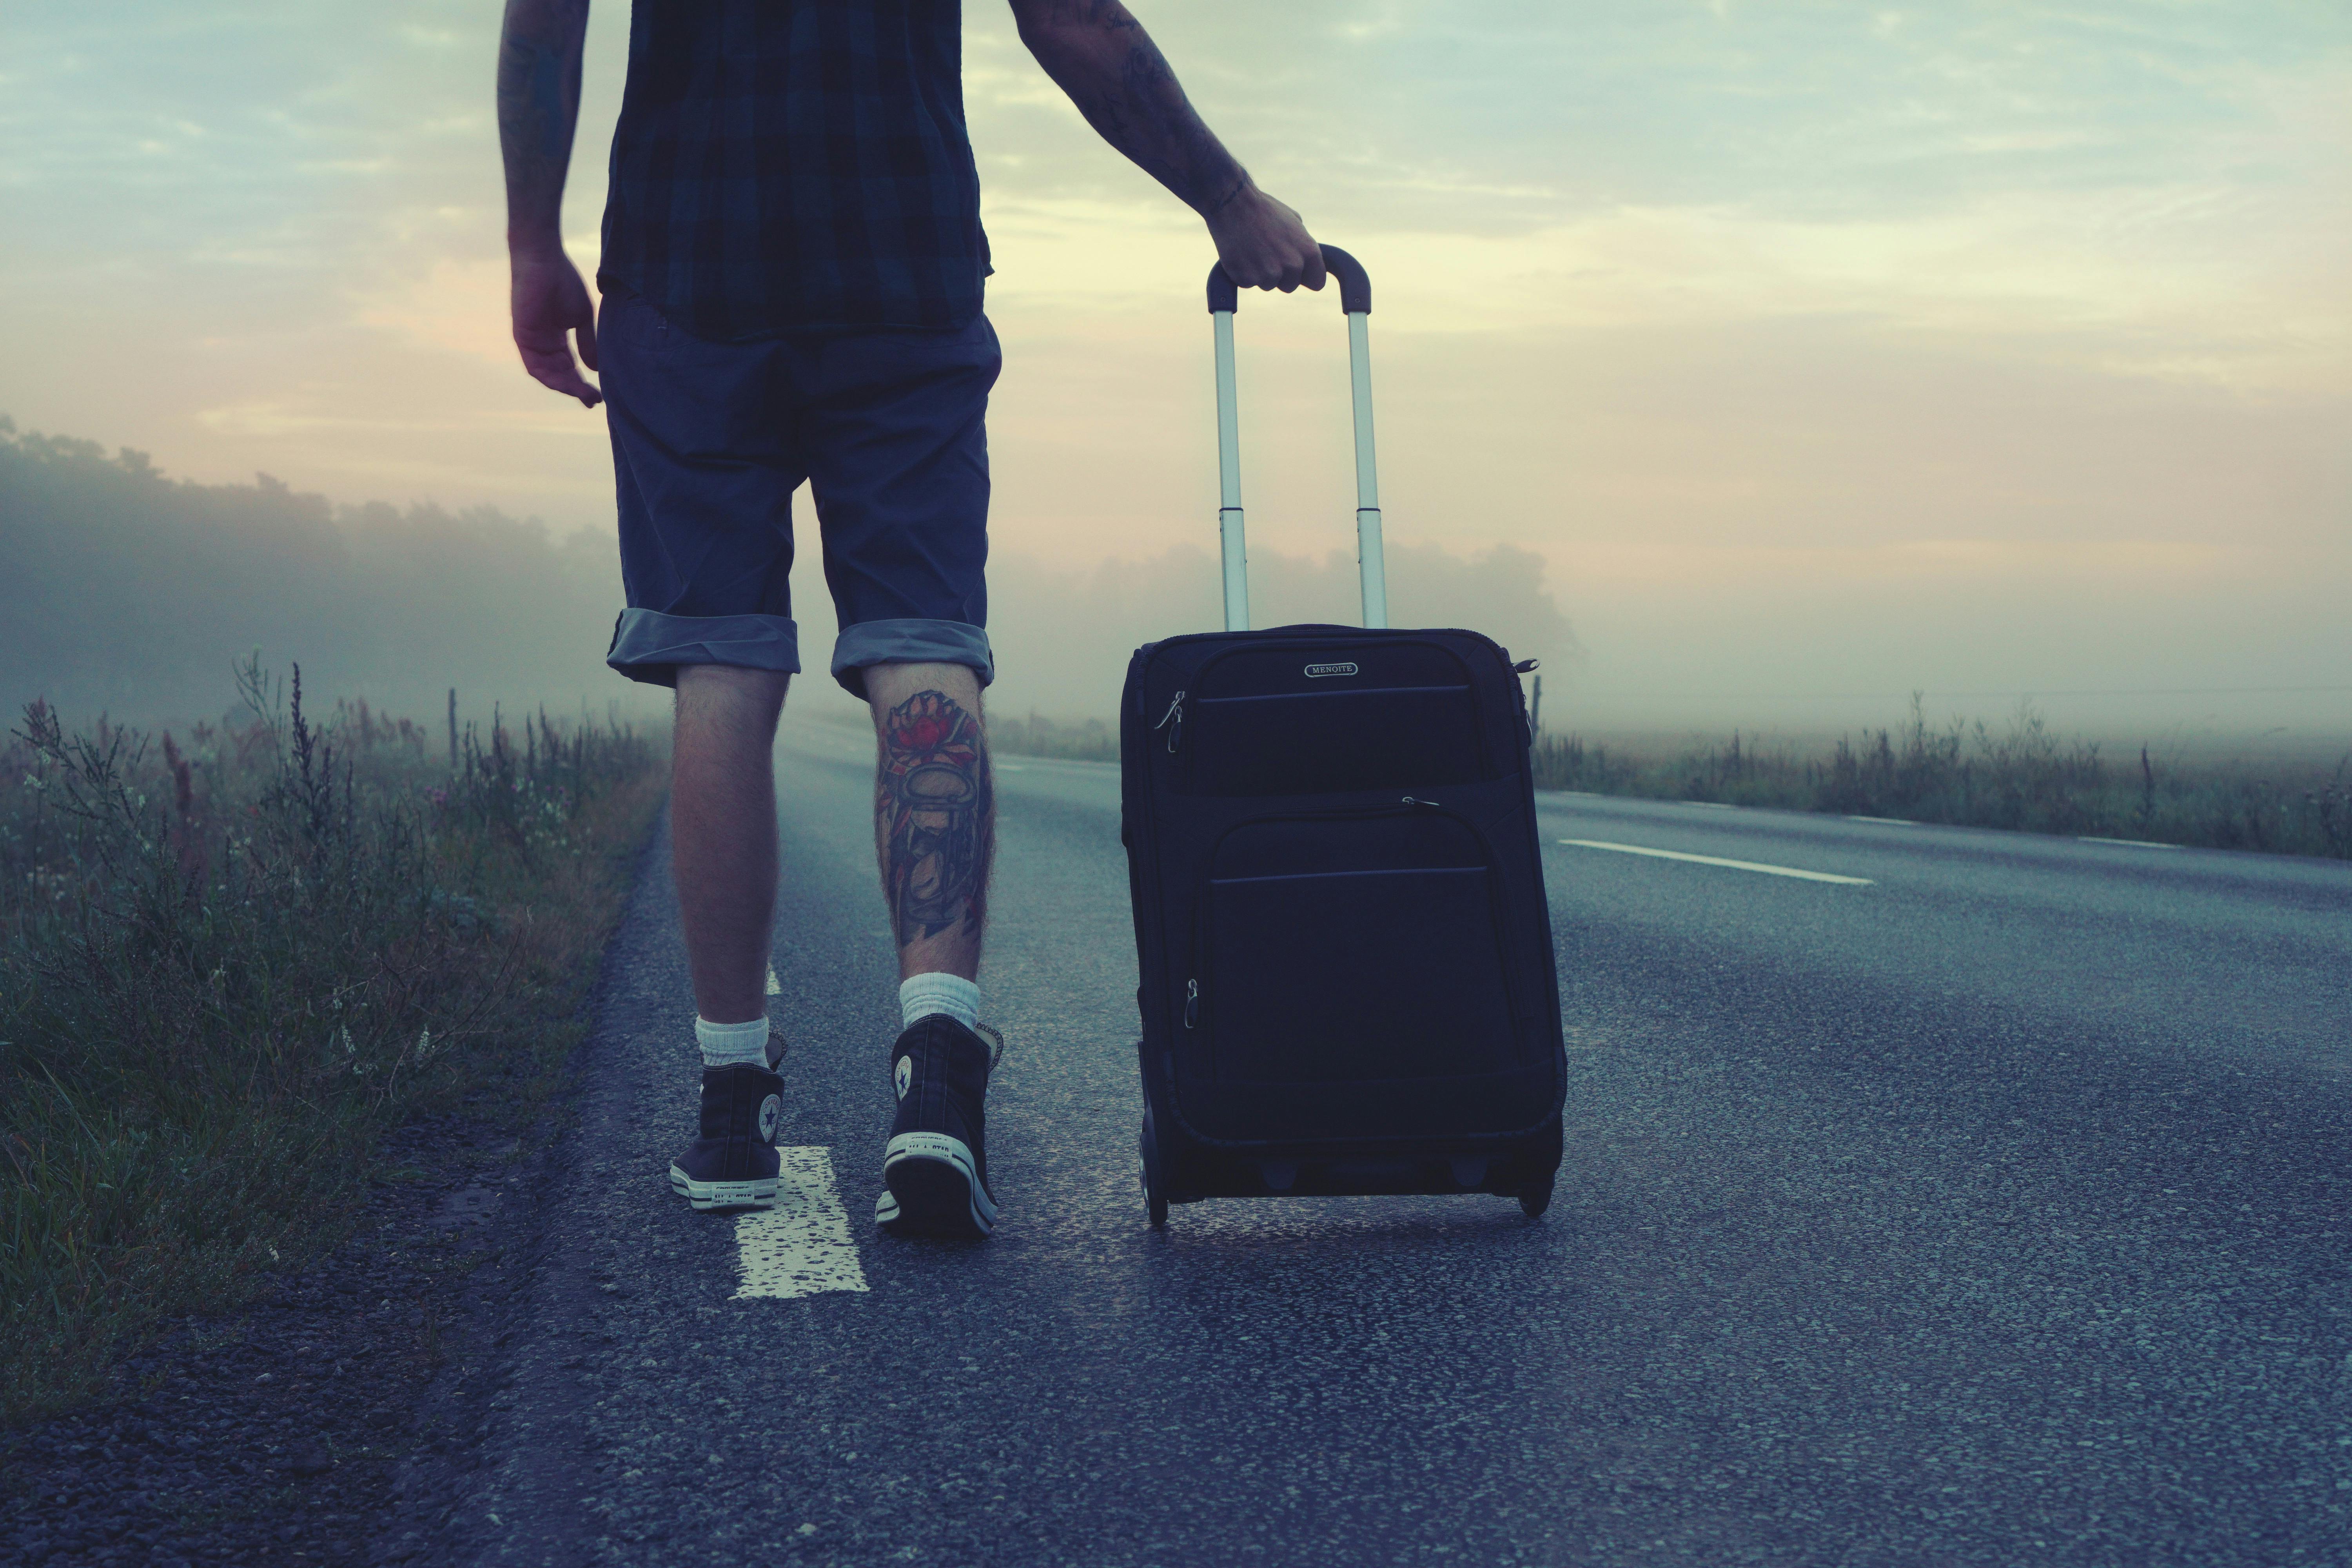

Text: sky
xmin=3 ymin=1 xmax=2348 ymax=735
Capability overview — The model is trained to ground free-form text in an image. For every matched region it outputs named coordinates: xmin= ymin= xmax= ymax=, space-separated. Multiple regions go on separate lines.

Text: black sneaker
xmin=668 ymin=1029 xmax=788 ymax=1212
xmin=875 ymin=1017 xmax=1003 ymax=1238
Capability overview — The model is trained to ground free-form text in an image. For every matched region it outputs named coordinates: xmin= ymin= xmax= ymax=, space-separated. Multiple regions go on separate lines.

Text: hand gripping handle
xmin=1202 ymin=245 xmax=1384 ymax=632
xmin=1206 ymin=244 xmax=1371 ymax=315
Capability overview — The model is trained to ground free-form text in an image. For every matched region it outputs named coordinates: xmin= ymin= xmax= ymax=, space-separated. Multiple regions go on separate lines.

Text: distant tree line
xmin=0 ymin=419 xmax=626 ymax=725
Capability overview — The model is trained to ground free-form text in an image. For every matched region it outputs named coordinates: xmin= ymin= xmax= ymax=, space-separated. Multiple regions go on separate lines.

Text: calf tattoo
xmin=876 ymin=690 xmax=994 ymax=946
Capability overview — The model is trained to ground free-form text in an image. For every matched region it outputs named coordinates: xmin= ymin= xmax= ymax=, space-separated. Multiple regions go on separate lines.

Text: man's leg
xmin=862 ymin=659 xmax=1002 ymax=1238
xmin=795 ymin=310 xmax=1003 ymax=1236
xmin=596 ymin=287 xmax=802 ymax=1211
xmin=671 ymin=664 xmax=792 ymax=1022
xmin=662 ymin=664 xmax=792 ymax=1212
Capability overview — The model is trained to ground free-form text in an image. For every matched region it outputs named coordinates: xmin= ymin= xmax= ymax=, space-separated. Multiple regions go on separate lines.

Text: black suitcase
xmin=1122 ymin=246 xmax=1567 ymax=1229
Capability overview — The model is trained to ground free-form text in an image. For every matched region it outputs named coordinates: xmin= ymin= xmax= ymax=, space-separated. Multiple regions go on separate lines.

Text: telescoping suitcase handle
xmin=1204 ymin=244 xmax=1383 ymax=633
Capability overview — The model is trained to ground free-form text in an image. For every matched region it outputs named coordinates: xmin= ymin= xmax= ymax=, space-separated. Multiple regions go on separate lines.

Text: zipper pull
xmin=1183 ymin=978 xmax=1199 ymax=1029
xmin=1402 ymin=795 xmax=1442 ymax=809
xmin=1154 ymin=690 xmax=1187 ymax=754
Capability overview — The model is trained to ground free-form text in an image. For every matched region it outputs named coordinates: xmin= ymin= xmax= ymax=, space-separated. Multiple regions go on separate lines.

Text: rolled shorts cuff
xmin=606 ymin=609 xmax=801 ymax=688
xmin=831 ymin=619 xmax=995 ymax=699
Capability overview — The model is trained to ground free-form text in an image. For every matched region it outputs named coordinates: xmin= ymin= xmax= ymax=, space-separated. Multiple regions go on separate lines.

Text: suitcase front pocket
xmin=1164 ymin=638 xmax=1495 ymax=796
xmin=1192 ymin=809 xmax=1517 ymax=1084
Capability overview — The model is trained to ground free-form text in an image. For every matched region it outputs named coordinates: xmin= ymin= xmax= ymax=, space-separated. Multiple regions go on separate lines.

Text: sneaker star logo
xmin=757 ymin=1093 xmax=780 ymax=1144
xmin=895 ymin=1056 xmax=913 ymax=1100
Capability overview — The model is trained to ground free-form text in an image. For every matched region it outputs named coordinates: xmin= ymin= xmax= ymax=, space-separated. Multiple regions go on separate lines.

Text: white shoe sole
xmin=668 ymin=1162 xmax=779 ymax=1212
xmin=877 ymin=1132 xmax=997 ymax=1236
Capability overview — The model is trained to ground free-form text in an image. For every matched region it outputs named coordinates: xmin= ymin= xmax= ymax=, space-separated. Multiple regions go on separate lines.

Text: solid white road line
xmin=733 ymin=1147 xmax=869 ymax=1301
xmin=2079 ymin=836 xmax=2184 ymax=849
xmin=1680 ymin=801 xmax=1737 ymax=809
xmin=1559 ymin=839 xmax=1873 ymax=885
xmin=1847 ymin=815 xmax=1916 ymax=825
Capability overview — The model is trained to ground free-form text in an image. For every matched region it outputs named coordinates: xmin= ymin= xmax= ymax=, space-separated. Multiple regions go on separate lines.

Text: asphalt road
xmin=460 ymin=716 xmax=2352 ymax=1566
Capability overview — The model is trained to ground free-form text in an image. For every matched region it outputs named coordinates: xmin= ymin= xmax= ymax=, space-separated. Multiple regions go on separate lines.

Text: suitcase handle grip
xmin=1204 ymin=245 xmax=1384 ymax=633
xmin=1205 ymin=245 xmax=1371 ymax=315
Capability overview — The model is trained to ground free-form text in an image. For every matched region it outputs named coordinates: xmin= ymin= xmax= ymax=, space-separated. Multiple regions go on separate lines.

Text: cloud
xmin=356 ymin=256 xmax=519 ymax=367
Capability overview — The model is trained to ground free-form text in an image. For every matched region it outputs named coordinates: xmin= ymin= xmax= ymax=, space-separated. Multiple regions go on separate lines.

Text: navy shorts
xmin=599 ymin=288 xmax=1001 ymax=698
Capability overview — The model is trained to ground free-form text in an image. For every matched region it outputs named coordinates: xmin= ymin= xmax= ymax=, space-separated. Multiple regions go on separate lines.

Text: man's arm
xmin=1010 ymin=1 xmax=1325 ymax=293
xmin=497 ymin=0 xmax=601 ymax=406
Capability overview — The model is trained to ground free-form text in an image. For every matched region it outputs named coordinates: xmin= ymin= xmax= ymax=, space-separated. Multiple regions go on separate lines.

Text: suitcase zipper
xmin=1169 ymin=639 xmax=1496 ymax=782
xmin=1184 ymin=978 xmax=1200 ymax=1029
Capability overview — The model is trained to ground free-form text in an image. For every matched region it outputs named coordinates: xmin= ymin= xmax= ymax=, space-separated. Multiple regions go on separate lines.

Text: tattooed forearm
xmin=1014 ymin=0 xmax=1249 ymax=215
xmin=875 ymin=691 xmax=995 ymax=947
xmin=496 ymin=0 xmax=590 ymax=243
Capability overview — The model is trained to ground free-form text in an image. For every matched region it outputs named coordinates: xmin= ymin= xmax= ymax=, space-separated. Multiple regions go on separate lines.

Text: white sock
xmin=899 ymin=973 xmax=980 ymax=1031
xmin=696 ymin=1014 xmax=771 ymax=1069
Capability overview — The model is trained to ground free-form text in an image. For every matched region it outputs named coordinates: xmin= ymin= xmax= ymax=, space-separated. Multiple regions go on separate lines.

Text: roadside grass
xmin=1 ymin=660 xmax=664 ymax=1425
xmin=1534 ymin=696 xmax=2352 ymax=858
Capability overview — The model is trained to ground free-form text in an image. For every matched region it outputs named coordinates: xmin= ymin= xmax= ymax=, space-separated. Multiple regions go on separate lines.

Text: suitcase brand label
xmin=1304 ymin=662 xmax=1360 ymax=679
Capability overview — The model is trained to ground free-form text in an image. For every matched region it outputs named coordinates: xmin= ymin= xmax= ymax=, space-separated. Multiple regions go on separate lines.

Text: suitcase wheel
xmin=1140 ymin=1117 xmax=1169 ymax=1230
xmin=1518 ymin=1175 xmax=1554 ymax=1221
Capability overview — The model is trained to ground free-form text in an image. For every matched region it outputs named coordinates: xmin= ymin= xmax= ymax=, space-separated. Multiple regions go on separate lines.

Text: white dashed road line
xmin=734 ymin=1147 xmax=869 ymax=1301
xmin=766 ymin=965 xmax=782 ymax=996
xmin=1847 ymin=815 xmax=1916 ymax=825
xmin=1558 ymin=839 xmax=1874 ymax=886
xmin=2079 ymin=837 xmax=2183 ymax=850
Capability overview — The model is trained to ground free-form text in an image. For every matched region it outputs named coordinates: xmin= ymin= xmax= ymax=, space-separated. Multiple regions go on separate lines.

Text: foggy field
xmin=7 ymin=414 xmax=2344 ymax=865
xmin=0 ymin=666 xmax=663 ymax=1422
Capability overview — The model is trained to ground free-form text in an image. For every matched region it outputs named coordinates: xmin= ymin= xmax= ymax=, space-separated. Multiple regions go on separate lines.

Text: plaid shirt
xmin=599 ymin=0 xmax=989 ymax=338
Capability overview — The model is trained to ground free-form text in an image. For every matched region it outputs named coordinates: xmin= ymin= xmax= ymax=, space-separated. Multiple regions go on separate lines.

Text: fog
xmin=0 ymin=423 xmax=1570 ymax=734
